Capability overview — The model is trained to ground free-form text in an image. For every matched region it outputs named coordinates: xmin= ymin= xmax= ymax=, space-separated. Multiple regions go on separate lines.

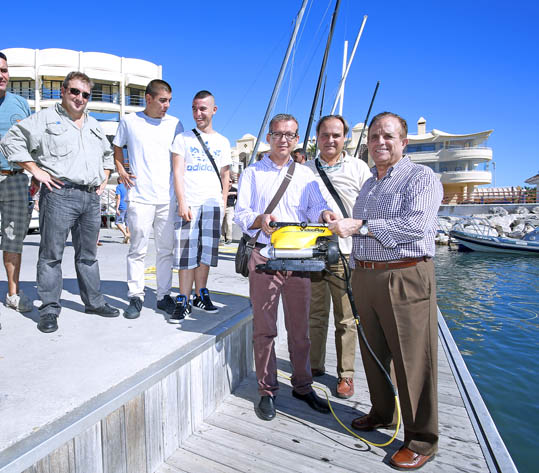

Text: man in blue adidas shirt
xmin=0 ymin=52 xmax=33 ymax=322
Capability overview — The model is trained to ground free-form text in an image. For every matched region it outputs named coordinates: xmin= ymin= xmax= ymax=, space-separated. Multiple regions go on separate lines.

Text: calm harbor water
xmin=434 ymin=246 xmax=538 ymax=473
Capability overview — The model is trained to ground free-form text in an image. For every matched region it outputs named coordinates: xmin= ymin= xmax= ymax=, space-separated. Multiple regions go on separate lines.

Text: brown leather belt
xmin=0 ymin=169 xmax=24 ymax=176
xmin=355 ymin=256 xmax=431 ymax=270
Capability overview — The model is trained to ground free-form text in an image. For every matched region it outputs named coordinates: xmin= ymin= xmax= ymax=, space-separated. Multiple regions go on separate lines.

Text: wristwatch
xmin=358 ymin=220 xmax=369 ymax=236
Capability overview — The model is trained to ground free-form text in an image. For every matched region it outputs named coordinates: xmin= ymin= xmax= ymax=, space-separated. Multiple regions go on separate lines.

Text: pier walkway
xmin=158 ymin=309 xmax=489 ymax=473
xmin=0 ymin=229 xmax=508 ymax=472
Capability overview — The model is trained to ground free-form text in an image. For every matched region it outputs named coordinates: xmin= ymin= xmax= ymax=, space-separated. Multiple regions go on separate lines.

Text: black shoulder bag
xmin=315 ymin=158 xmax=349 ymax=218
xmin=235 ymin=162 xmax=296 ymax=277
xmin=192 ymin=128 xmax=223 ymax=190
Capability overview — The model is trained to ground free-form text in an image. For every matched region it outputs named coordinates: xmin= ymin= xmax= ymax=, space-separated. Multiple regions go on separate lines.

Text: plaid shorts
xmin=0 ymin=173 xmax=31 ymax=253
xmin=173 ymin=204 xmax=221 ymax=270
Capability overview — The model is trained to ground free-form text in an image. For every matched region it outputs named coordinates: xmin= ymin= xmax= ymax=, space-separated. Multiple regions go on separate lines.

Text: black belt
xmin=0 ymin=169 xmax=24 ymax=176
xmin=355 ymin=256 xmax=431 ymax=270
xmin=61 ymin=181 xmax=98 ymax=192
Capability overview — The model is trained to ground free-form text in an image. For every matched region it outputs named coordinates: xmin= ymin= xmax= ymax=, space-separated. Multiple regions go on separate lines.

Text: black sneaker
xmin=157 ymin=294 xmax=176 ymax=315
xmin=124 ymin=297 xmax=143 ymax=319
xmin=192 ymin=288 xmax=219 ymax=313
xmin=37 ymin=313 xmax=58 ymax=333
xmin=169 ymin=295 xmax=191 ymax=324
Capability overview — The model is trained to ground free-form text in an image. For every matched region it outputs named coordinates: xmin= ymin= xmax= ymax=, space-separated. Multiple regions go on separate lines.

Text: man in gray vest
xmin=0 ymin=71 xmax=120 ymax=333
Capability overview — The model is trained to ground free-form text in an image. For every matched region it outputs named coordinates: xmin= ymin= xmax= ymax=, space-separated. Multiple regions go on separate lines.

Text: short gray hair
xmin=269 ymin=113 xmax=299 ymax=133
xmin=62 ymin=71 xmax=94 ymax=90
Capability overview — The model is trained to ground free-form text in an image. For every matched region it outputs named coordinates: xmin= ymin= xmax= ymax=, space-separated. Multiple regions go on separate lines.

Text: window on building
xmin=41 ymin=80 xmax=63 ymax=100
xmin=407 ymin=143 xmax=435 ymax=153
xmin=9 ymin=80 xmax=35 ymax=100
xmin=126 ymin=87 xmax=145 ymax=106
xmin=92 ymin=83 xmax=119 ymax=104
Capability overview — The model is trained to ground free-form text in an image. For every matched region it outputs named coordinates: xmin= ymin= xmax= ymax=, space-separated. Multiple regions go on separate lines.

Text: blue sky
xmin=3 ymin=0 xmax=538 ymax=186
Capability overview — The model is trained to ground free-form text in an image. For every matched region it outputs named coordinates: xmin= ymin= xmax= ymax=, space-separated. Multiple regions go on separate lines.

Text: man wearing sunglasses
xmin=0 ymin=52 xmax=33 ymax=326
xmin=0 ymin=71 xmax=120 ymax=333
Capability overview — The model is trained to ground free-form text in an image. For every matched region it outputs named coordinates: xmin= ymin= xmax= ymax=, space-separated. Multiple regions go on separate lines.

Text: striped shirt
xmin=351 ymin=156 xmax=443 ymax=265
xmin=234 ymin=155 xmax=330 ymax=245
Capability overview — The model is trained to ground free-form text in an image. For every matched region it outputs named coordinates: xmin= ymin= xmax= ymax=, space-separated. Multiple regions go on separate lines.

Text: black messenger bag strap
xmin=315 ymin=158 xmax=349 ymax=218
xmin=192 ymin=128 xmax=223 ymax=190
xmin=246 ymin=161 xmax=297 ymax=248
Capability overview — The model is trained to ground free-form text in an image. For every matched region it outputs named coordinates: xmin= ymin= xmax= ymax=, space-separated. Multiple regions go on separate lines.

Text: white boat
xmin=449 ymin=217 xmax=539 ymax=255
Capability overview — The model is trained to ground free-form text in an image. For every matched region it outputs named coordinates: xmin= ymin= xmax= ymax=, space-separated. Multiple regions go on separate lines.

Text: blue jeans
xmin=38 ymin=186 xmax=105 ymax=315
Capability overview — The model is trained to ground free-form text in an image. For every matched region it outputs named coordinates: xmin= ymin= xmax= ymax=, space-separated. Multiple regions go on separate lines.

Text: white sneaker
xmin=5 ymin=291 xmax=33 ymax=313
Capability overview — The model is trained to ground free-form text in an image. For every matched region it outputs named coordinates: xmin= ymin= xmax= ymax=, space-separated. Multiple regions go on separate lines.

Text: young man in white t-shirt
xmin=113 ymin=79 xmax=184 ymax=320
xmin=170 ymin=90 xmax=231 ymax=322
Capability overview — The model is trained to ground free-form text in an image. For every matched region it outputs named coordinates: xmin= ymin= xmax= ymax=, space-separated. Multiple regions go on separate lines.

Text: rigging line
xmin=287 ymin=21 xmax=330 ymax=108
xmin=287 ymin=0 xmax=332 ymax=101
xmin=221 ymin=22 xmax=292 ymax=134
xmin=285 ymin=42 xmax=295 ymax=112
xmin=285 ymin=0 xmax=315 ymax=112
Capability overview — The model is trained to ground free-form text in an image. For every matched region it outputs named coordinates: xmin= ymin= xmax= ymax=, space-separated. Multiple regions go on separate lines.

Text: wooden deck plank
xmin=212 ymin=397 xmax=486 ymax=460
xmin=164 ymin=311 xmax=489 ymax=472
xmin=163 ymin=447 xmax=246 ymax=473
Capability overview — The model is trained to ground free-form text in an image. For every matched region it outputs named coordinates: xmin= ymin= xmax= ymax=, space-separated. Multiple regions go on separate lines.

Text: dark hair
xmin=145 ymin=79 xmax=172 ymax=97
xmin=369 ymin=112 xmax=408 ymax=138
xmin=293 ymin=148 xmax=306 ymax=158
xmin=316 ymin=115 xmax=349 ymax=135
xmin=62 ymin=71 xmax=94 ymax=90
xmin=269 ymin=113 xmax=299 ymax=133
xmin=0 ymin=52 xmax=7 ymax=61
xmin=193 ymin=90 xmax=213 ymax=100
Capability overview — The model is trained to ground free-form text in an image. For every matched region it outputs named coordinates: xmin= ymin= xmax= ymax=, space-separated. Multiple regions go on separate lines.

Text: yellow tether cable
xmin=150 ymin=285 xmax=402 ymax=447
xmin=277 ymin=369 xmax=401 ymax=447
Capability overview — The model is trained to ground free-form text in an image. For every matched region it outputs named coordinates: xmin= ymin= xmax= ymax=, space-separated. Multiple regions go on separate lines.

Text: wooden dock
xmin=0 ymin=231 xmax=515 ymax=472
xmin=157 ymin=313 xmax=493 ymax=473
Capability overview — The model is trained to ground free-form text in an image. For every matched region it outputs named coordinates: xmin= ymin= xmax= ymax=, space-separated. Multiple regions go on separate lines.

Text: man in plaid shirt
xmin=330 ymin=112 xmax=443 ymax=470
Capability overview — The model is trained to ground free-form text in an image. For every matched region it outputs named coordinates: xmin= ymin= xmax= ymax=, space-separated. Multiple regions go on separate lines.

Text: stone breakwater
xmin=436 ymin=206 xmax=539 ymax=244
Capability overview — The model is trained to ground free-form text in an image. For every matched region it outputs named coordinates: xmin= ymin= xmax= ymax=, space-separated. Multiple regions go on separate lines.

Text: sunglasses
xmin=69 ymin=87 xmax=91 ymax=100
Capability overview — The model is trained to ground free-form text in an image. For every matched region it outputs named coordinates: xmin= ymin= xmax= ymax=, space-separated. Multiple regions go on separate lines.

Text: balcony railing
xmin=125 ymin=95 xmax=145 ymax=106
xmin=8 ymin=87 xmax=35 ymax=100
xmin=90 ymin=90 xmax=120 ymax=104
xmin=41 ymin=88 xmax=62 ymax=100
xmin=442 ymin=189 xmax=537 ymax=205
xmin=12 ymin=88 xmax=145 ymax=107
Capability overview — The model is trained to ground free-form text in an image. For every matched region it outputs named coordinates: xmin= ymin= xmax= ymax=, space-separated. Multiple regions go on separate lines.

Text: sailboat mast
xmin=354 ymin=80 xmax=380 ymax=160
xmin=248 ymin=0 xmax=309 ymax=165
xmin=302 ymin=0 xmax=341 ymax=153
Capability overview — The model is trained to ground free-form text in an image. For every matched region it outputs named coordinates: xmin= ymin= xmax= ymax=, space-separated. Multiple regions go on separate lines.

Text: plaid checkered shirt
xmin=351 ymin=156 xmax=443 ymax=266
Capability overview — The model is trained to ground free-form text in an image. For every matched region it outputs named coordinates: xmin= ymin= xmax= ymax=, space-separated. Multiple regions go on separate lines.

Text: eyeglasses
xmin=69 ymin=87 xmax=91 ymax=100
xmin=269 ymin=132 xmax=298 ymax=141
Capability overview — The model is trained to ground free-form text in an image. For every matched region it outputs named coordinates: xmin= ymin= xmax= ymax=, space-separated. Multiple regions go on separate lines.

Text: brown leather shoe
xmin=336 ymin=377 xmax=354 ymax=398
xmin=390 ymin=447 xmax=433 ymax=470
xmin=311 ymin=368 xmax=325 ymax=377
xmin=351 ymin=414 xmax=396 ymax=431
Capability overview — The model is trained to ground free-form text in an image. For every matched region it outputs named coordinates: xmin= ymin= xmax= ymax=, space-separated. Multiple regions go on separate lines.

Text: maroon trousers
xmin=249 ymin=249 xmax=313 ymax=397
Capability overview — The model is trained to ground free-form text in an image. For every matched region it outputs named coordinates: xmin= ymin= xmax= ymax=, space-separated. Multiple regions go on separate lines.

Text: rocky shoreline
xmin=437 ymin=206 xmax=539 ymax=244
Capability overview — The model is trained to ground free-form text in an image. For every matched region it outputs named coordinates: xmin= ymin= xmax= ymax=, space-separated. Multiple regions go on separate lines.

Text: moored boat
xmin=449 ymin=217 xmax=539 ymax=255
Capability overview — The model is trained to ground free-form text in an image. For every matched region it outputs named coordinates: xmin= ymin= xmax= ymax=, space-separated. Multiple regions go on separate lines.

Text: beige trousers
xmin=308 ymin=258 xmax=356 ymax=378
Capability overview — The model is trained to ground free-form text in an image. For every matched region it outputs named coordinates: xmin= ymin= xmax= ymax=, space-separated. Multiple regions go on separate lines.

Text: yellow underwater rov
xmin=258 ymin=221 xmax=340 ymax=272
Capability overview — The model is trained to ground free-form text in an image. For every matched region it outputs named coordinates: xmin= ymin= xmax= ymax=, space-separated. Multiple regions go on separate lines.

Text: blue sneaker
xmin=192 ymin=288 xmax=219 ymax=313
xmin=169 ymin=295 xmax=191 ymax=324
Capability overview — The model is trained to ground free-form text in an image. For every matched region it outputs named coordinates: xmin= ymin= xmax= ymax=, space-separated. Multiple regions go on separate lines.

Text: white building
xmin=406 ymin=117 xmax=493 ymax=200
xmin=1 ymin=47 xmax=162 ymax=140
